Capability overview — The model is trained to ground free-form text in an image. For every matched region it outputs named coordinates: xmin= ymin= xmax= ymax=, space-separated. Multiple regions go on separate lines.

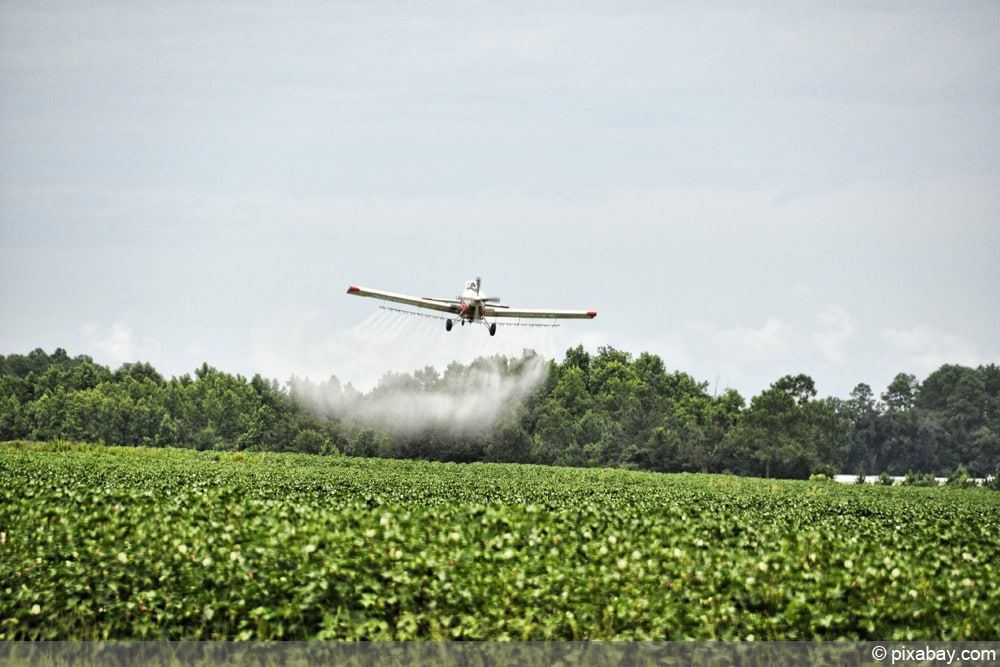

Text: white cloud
xmin=639 ymin=308 xmax=862 ymax=398
xmin=697 ymin=317 xmax=791 ymax=362
xmin=812 ymin=305 xmax=854 ymax=366
xmin=80 ymin=321 xmax=161 ymax=369
xmin=3 ymin=3 xmax=996 ymax=409
xmin=672 ymin=317 xmax=798 ymax=396
xmin=881 ymin=325 xmax=981 ymax=377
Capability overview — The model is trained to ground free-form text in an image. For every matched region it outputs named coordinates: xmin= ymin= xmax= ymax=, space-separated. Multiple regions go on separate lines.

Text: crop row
xmin=1 ymin=443 xmax=998 ymax=639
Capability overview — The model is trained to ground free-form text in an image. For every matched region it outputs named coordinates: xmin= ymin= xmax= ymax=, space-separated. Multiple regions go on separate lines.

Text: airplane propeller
xmin=476 ymin=277 xmax=501 ymax=303
xmin=459 ymin=277 xmax=500 ymax=302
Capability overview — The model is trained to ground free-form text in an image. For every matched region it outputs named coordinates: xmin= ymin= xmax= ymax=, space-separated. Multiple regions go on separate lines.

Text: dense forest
xmin=1 ymin=347 xmax=998 ymax=482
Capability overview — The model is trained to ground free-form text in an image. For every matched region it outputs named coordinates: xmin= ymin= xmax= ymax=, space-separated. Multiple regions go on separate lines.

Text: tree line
xmin=1 ymin=347 xmax=998 ymax=481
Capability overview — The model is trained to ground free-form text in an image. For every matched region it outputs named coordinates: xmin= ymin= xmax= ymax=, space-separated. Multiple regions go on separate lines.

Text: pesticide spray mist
xmin=289 ymin=310 xmax=556 ymax=438
xmin=298 ymin=353 xmax=548 ymax=435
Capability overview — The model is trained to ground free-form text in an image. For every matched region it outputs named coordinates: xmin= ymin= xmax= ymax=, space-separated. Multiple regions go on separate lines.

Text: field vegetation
xmin=2 ymin=347 xmax=999 ymax=481
xmin=2 ymin=441 xmax=997 ymax=640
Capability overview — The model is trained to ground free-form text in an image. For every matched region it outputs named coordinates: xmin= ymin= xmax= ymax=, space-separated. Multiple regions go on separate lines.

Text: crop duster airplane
xmin=347 ymin=278 xmax=597 ymax=336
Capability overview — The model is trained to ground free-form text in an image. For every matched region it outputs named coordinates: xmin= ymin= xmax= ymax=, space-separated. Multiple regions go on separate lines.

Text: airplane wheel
xmin=489 ymin=323 xmax=497 ymax=336
xmin=446 ymin=320 xmax=453 ymax=332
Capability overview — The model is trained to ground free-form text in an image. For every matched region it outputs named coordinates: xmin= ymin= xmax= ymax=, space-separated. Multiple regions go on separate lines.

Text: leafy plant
xmin=1 ymin=442 xmax=997 ymax=640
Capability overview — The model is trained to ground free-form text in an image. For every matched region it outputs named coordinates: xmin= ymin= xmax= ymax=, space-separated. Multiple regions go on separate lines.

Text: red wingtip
xmin=347 ymin=285 xmax=360 ymax=292
xmin=588 ymin=311 xmax=598 ymax=318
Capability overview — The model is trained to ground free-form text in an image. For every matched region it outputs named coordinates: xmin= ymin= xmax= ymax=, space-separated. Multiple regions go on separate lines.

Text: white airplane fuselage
xmin=458 ymin=289 xmax=486 ymax=321
xmin=456 ymin=280 xmax=490 ymax=321
xmin=346 ymin=276 xmax=595 ymax=338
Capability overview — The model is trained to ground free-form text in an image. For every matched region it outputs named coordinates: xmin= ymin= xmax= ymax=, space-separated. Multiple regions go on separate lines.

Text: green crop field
xmin=1 ymin=441 xmax=997 ymax=640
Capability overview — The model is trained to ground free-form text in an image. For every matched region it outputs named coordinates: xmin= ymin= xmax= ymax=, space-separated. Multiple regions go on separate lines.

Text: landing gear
xmin=448 ymin=318 xmax=497 ymax=335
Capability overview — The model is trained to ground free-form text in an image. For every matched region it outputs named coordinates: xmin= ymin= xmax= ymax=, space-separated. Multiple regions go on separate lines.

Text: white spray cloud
xmin=293 ymin=350 xmax=549 ymax=436
xmin=250 ymin=304 xmax=562 ymax=434
xmin=253 ymin=304 xmax=568 ymax=389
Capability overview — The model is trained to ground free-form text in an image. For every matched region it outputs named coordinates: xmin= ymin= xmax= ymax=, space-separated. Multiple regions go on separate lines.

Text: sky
xmin=2 ymin=1 xmax=998 ymax=401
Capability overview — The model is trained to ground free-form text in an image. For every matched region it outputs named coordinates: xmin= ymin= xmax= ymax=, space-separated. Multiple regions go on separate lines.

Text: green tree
xmin=729 ymin=375 xmax=848 ymax=479
xmin=917 ymin=364 xmax=991 ymax=474
xmin=842 ymin=383 xmax=882 ymax=474
xmin=883 ymin=373 xmax=919 ymax=412
xmin=155 ymin=413 xmax=180 ymax=447
xmin=237 ymin=405 xmax=277 ymax=451
xmin=350 ymin=428 xmax=380 ymax=457
xmin=587 ymin=347 xmax=645 ymax=466
xmin=483 ymin=415 xmax=533 ymax=464
xmin=742 ymin=384 xmax=804 ymax=479
xmin=531 ymin=406 xmax=580 ymax=465
xmin=291 ymin=428 xmax=329 ymax=455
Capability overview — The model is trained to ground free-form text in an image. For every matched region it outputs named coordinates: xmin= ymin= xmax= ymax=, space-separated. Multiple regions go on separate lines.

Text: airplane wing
xmin=346 ymin=285 xmax=460 ymax=315
xmin=487 ymin=305 xmax=598 ymax=320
